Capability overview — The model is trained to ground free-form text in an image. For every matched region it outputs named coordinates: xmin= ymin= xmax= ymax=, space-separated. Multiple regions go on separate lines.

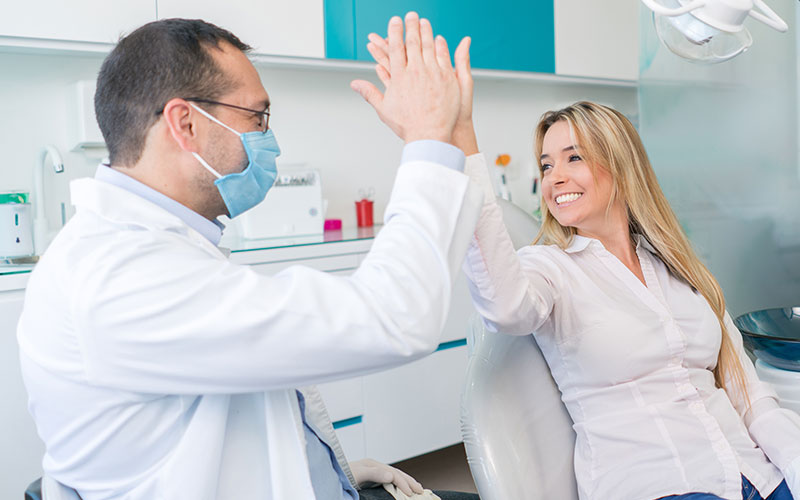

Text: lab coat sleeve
xmin=70 ymin=161 xmax=483 ymax=394
xmin=722 ymin=313 xmax=800 ymax=481
xmin=461 ymin=153 xmax=557 ymax=336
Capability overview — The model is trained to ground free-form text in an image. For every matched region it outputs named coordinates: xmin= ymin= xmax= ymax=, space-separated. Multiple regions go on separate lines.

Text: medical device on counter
xmin=0 ymin=191 xmax=34 ymax=258
xmin=641 ymin=0 xmax=789 ymax=64
xmin=238 ymin=168 xmax=324 ymax=239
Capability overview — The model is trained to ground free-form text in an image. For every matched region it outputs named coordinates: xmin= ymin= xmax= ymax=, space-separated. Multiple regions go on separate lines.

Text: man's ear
xmin=162 ymin=98 xmax=201 ymax=152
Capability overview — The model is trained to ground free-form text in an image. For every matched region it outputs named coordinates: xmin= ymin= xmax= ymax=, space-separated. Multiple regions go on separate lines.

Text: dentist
xmin=17 ymin=15 xmax=481 ymax=500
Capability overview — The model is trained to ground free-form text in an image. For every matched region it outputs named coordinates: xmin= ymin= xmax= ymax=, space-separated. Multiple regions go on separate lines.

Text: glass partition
xmin=638 ymin=0 xmax=800 ymax=316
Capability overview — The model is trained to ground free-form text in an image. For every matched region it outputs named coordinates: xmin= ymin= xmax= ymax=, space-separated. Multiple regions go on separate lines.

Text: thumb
xmin=350 ymin=79 xmax=384 ymax=110
xmin=454 ymin=37 xmax=472 ymax=87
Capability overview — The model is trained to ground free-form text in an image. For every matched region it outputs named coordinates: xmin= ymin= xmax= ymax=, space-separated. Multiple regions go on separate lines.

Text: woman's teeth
xmin=556 ymin=193 xmax=582 ymax=205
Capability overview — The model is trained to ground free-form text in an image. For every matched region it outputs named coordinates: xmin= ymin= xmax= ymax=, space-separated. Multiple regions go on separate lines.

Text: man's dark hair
xmin=95 ymin=18 xmax=252 ymax=166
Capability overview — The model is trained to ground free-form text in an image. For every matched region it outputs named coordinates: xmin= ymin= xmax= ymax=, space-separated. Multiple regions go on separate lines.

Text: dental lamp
xmin=641 ymin=0 xmax=789 ymax=64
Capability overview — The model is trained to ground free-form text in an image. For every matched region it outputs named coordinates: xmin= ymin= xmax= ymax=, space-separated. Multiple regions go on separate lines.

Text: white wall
xmin=0 ymin=51 xmax=636 ymax=237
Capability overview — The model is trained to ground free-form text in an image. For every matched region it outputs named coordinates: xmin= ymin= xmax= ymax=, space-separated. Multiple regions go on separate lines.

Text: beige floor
xmin=390 ymin=443 xmax=479 ymax=494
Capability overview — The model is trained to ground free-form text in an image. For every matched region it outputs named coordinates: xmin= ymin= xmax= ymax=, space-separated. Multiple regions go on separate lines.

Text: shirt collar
xmin=564 ymin=234 xmax=595 ymax=253
xmin=634 ymin=233 xmax=657 ymax=254
xmin=94 ymin=164 xmax=224 ymax=246
xmin=564 ymin=233 xmax=656 ymax=255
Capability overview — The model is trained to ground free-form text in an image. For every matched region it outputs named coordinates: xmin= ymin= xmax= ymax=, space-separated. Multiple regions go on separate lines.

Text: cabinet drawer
xmin=317 ymin=377 xmax=363 ymax=423
xmin=250 ymin=254 xmax=360 ymax=275
xmin=362 ymin=345 xmax=468 ymax=464
xmin=335 ymin=421 xmax=366 ymax=462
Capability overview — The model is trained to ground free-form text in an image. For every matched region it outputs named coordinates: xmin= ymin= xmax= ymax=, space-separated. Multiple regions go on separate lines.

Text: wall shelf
xmin=0 ymin=36 xmax=638 ymax=89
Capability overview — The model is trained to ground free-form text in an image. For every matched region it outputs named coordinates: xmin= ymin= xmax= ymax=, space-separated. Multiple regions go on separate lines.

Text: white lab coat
xmin=17 ymin=160 xmax=482 ymax=500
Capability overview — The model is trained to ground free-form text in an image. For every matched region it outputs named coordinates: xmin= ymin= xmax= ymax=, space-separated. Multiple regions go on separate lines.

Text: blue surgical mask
xmin=190 ymin=103 xmax=281 ymax=218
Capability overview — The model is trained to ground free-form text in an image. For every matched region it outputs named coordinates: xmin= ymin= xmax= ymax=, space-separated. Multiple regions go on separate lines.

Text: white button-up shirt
xmin=463 ymin=154 xmax=800 ymax=500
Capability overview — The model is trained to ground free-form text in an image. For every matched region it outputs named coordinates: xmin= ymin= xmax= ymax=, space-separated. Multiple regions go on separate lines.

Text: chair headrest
xmin=495 ymin=198 xmax=540 ymax=250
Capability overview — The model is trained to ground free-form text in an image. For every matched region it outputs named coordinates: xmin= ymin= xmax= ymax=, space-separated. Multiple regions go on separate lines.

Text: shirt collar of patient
xmin=565 ymin=233 xmax=653 ymax=254
xmin=94 ymin=164 xmax=224 ymax=246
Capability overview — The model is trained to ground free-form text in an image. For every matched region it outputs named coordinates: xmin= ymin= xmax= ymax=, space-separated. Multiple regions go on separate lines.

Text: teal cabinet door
xmin=324 ymin=0 xmax=555 ymax=74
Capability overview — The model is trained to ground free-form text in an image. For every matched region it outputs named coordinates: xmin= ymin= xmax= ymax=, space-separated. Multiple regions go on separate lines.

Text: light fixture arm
xmin=640 ymin=0 xmax=707 ymax=16
xmin=748 ymin=0 xmax=788 ymax=31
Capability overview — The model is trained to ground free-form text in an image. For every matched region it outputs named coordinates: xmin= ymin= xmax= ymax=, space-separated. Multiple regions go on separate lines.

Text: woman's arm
xmin=364 ymin=30 xmax=556 ymax=335
xmin=723 ymin=313 xmax=800 ymax=492
xmin=450 ymin=39 xmax=556 ymax=335
xmin=461 ymin=154 xmax=557 ymax=335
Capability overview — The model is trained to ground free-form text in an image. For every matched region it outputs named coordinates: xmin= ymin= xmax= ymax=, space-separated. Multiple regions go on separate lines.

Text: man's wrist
xmin=452 ymin=123 xmax=478 ymax=156
xmin=404 ymin=131 xmax=452 ymax=144
xmin=401 ymin=140 xmax=465 ymax=171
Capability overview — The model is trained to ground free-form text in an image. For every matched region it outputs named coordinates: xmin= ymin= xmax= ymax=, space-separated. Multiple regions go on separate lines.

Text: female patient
xmin=459 ymin=101 xmax=800 ymax=500
xmin=363 ymin=24 xmax=800 ymax=499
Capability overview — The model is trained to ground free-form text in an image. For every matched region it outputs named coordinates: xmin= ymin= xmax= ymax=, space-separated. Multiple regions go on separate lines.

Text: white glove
xmin=783 ymin=455 xmax=800 ymax=499
xmin=350 ymin=458 xmax=424 ymax=496
xmin=383 ymin=483 xmax=441 ymax=500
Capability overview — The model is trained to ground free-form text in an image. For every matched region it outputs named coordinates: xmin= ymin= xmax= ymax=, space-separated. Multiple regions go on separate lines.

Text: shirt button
xmin=680 ymin=383 xmax=693 ymax=393
xmin=689 ymin=401 xmax=704 ymax=412
xmin=670 ymin=357 xmax=681 ymax=366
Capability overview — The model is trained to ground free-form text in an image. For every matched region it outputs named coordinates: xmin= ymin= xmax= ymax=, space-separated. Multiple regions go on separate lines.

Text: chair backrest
xmin=460 ymin=198 xmax=578 ymax=500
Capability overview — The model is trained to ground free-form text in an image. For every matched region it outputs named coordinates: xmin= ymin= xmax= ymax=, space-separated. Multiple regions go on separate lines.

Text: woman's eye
xmin=541 ymin=163 xmax=552 ymax=173
xmin=569 ymin=154 xmax=582 ymax=162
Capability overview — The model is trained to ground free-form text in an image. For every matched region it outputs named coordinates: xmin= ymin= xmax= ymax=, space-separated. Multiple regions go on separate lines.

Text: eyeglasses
xmin=184 ymin=97 xmax=271 ymax=133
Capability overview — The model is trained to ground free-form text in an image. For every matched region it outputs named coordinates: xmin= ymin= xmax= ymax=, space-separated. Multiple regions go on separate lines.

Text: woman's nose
xmin=549 ymin=164 xmax=567 ymax=184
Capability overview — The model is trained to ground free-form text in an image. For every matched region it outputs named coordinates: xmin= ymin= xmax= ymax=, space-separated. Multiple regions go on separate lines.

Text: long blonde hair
xmin=533 ymin=101 xmax=747 ymax=399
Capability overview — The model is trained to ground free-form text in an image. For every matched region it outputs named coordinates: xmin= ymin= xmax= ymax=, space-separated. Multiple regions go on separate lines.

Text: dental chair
xmin=460 ymin=198 xmax=579 ymax=500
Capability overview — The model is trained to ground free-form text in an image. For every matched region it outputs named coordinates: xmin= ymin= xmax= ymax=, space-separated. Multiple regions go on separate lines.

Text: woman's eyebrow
xmin=540 ymin=145 xmax=578 ymax=161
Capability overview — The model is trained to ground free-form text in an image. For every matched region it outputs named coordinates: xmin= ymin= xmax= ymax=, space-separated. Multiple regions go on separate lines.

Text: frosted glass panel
xmin=638 ymin=1 xmax=800 ymax=317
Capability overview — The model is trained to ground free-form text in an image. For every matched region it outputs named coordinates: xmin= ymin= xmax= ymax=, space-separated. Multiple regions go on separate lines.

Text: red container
xmin=355 ymin=199 xmax=374 ymax=227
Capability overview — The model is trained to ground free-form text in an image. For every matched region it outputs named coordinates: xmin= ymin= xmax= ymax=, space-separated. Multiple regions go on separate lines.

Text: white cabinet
xmin=0 ymin=290 xmax=44 ymax=500
xmin=362 ymin=346 xmax=468 ymax=464
xmin=0 ymin=0 xmax=324 ymax=59
xmin=157 ymin=0 xmax=325 ymax=58
xmin=554 ymin=0 xmax=639 ymax=81
xmin=0 ymin=1 xmax=155 ymax=44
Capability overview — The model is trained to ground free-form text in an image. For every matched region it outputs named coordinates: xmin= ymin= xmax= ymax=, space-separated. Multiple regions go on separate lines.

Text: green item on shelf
xmin=0 ymin=192 xmax=29 ymax=204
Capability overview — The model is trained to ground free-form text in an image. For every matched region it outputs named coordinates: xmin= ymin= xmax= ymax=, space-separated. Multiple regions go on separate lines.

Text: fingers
xmin=420 ymin=18 xmax=436 ymax=67
xmin=435 ymin=35 xmax=453 ymax=70
xmin=375 ymin=65 xmax=391 ymax=88
xmin=399 ymin=469 xmax=424 ymax=495
xmin=391 ymin=468 xmax=414 ymax=496
xmin=454 ymin=37 xmax=472 ymax=79
xmin=367 ymin=33 xmax=391 ymax=74
xmin=454 ymin=36 xmax=473 ymax=94
xmin=390 ymin=466 xmax=424 ymax=496
xmin=403 ymin=12 xmax=422 ymax=65
xmin=350 ymin=80 xmax=383 ymax=110
xmin=367 ymin=40 xmax=391 ymax=81
xmin=387 ymin=16 xmax=406 ymax=75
